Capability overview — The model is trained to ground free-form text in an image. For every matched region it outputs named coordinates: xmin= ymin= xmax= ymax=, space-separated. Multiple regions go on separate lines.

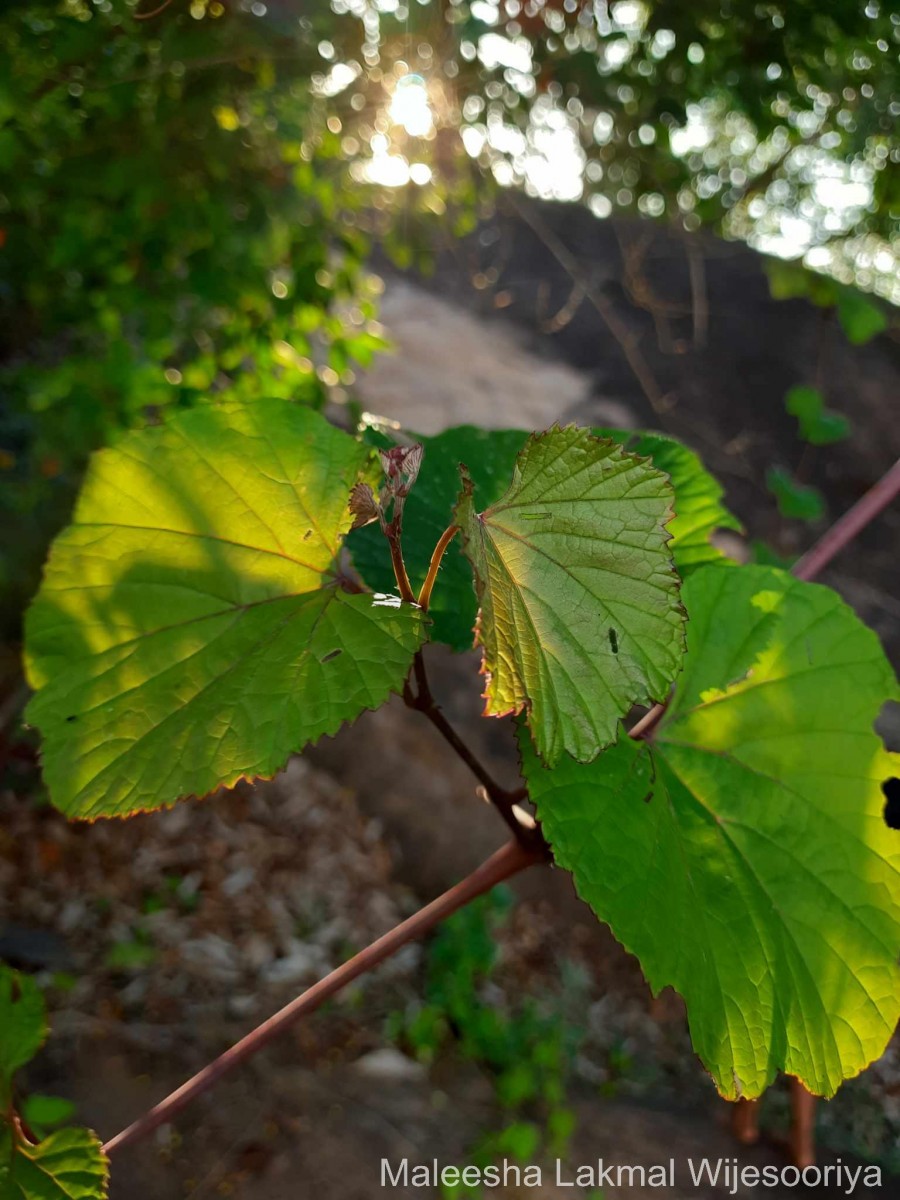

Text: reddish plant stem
xmin=793 ymin=457 xmax=900 ymax=582
xmin=405 ymin=652 xmax=536 ymax=847
xmin=628 ymin=703 xmax=666 ymax=740
xmin=103 ymin=839 xmax=542 ymax=1157
xmin=418 ymin=524 xmax=459 ymax=611
xmin=385 ymin=526 xmax=416 ymax=604
xmin=134 ymin=0 xmax=176 ymax=18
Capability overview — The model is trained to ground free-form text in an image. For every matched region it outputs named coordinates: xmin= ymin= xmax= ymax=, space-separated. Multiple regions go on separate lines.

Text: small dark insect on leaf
xmin=65 ymin=715 xmax=77 ymax=723
xmin=608 ymin=628 xmax=618 ymax=654
xmin=883 ymin=778 xmax=900 ymax=830
xmin=642 ymin=790 xmax=654 ymax=804
xmin=320 ymin=649 xmax=343 ymax=664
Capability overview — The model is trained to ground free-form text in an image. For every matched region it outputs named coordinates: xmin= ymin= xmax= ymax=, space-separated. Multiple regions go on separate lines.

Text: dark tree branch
xmin=508 ymin=195 xmax=671 ymax=413
xmin=404 ymin=651 xmax=541 ymax=850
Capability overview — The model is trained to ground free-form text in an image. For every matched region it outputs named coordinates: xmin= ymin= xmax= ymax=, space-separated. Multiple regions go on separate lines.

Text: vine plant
xmin=3 ymin=399 xmax=900 ymax=1197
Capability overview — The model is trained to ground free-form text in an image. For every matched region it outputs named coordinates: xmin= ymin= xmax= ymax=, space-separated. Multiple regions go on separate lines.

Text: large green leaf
xmin=522 ymin=565 xmax=900 ymax=1099
xmin=348 ymin=426 xmax=526 ymax=651
xmin=456 ymin=426 xmax=685 ymax=764
xmin=2 ymin=1127 xmax=108 ymax=1200
xmin=0 ymin=968 xmax=46 ymax=1107
xmin=24 ymin=401 xmax=427 ymax=819
xmin=597 ymin=430 xmax=741 ymax=571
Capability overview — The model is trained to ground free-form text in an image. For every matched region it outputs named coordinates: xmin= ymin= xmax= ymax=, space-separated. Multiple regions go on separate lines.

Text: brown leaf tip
xmin=349 ymin=481 xmax=380 ymax=530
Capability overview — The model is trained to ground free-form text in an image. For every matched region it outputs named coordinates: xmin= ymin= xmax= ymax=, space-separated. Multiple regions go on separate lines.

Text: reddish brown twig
xmin=386 ymin=527 xmax=417 ymax=604
xmin=418 ymin=524 xmax=459 ymax=611
xmin=628 ymin=703 xmax=666 ymax=740
xmin=404 ymin=651 xmax=537 ymax=847
xmin=793 ymin=457 xmax=900 ymax=581
xmin=103 ymin=839 xmax=542 ymax=1157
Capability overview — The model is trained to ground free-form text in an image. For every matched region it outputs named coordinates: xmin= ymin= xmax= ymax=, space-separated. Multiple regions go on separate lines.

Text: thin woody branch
xmin=793 ymin=457 xmax=900 ymax=582
xmin=102 ymin=839 xmax=543 ymax=1157
xmin=404 ymin=651 xmax=539 ymax=849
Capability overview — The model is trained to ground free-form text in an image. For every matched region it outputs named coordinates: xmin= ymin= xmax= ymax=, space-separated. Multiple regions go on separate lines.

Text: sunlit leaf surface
xmin=25 ymin=402 xmax=426 ymax=819
xmin=596 ymin=429 xmax=742 ymax=571
xmin=522 ymin=565 xmax=900 ymax=1098
xmin=456 ymin=426 xmax=685 ymax=763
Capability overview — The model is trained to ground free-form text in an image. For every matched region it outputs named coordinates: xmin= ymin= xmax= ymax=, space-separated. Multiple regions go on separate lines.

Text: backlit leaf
xmin=522 ymin=565 xmax=900 ymax=1099
xmin=597 ymin=429 xmax=741 ymax=571
xmin=836 ymin=288 xmax=888 ymax=345
xmin=766 ymin=466 xmax=825 ymax=522
xmin=24 ymin=402 xmax=427 ymax=819
xmin=456 ymin=426 xmax=685 ymax=764
xmin=784 ymin=386 xmax=851 ymax=446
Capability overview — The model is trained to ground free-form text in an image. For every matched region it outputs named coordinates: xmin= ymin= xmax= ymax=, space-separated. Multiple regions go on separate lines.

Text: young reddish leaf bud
xmin=348 ymin=481 xmax=380 ymax=530
xmin=378 ymin=443 xmax=424 ymax=494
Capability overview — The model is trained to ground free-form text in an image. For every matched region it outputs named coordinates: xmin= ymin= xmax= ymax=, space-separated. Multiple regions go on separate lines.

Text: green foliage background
xmin=2 ymin=0 xmax=896 ymax=637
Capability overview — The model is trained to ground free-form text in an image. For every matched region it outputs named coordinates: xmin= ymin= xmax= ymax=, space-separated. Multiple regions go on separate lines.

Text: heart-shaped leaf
xmin=456 ymin=426 xmax=685 ymax=764
xmin=25 ymin=401 xmax=427 ymax=819
xmin=522 ymin=565 xmax=900 ymax=1098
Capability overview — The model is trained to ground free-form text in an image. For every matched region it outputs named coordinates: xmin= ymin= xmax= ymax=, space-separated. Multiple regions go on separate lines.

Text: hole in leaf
xmin=320 ymin=649 xmax=343 ymax=664
xmin=882 ymin=778 xmax=900 ymax=831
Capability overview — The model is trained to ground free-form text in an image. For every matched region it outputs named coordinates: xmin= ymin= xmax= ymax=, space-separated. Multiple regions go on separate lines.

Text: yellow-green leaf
xmin=522 ymin=565 xmax=900 ymax=1098
xmin=456 ymin=426 xmax=685 ymax=764
xmin=4 ymin=1127 xmax=108 ymax=1200
xmin=24 ymin=402 xmax=426 ymax=819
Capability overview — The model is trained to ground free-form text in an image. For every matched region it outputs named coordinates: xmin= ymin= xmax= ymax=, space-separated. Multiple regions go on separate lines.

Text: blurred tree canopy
xmin=0 ymin=0 xmax=897 ymax=632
